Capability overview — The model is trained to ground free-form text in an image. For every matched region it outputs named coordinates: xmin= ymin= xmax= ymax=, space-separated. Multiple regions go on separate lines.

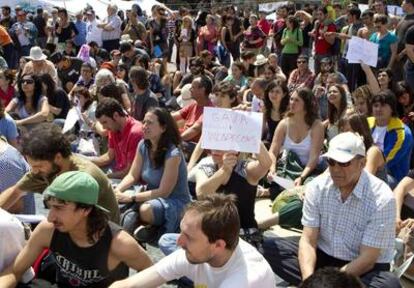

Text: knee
xmin=139 ymin=203 xmax=154 ymax=224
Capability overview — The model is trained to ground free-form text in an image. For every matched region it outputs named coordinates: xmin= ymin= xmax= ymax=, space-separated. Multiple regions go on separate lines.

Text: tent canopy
xmin=0 ymin=0 xmax=161 ymax=18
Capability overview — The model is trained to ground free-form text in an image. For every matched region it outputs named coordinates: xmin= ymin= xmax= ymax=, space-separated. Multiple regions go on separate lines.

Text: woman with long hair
xmin=263 ymin=80 xmax=289 ymax=147
xmin=324 ymin=84 xmax=348 ymax=141
xmin=268 ymin=88 xmax=324 ymax=190
xmin=115 ymin=108 xmax=191 ymax=243
xmin=242 ymin=14 xmax=266 ymax=55
xmin=5 ymin=74 xmax=49 ymax=132
xmin=39 ymin=73 xmax=70 ymax=126
xmin=223 ymin=61 xmax=248 ymax=88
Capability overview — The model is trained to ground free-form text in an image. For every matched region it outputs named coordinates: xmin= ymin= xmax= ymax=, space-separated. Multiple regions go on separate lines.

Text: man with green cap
xmin=0 ymin=123 xmax=120 ymax=222
xmin=0 ymin=171 xmax=152 ymax=287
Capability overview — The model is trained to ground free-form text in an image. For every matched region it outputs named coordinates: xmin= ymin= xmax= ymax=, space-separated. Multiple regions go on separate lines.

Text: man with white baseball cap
xmin=22 ymin=46 xmax=57 ymax=82
xmin=262 ymin=132 xmax=401 ymax=288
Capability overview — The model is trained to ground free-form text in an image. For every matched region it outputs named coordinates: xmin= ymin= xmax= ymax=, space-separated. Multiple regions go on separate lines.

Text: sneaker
xmin=134 ymin=225 xmax=160 ymax=243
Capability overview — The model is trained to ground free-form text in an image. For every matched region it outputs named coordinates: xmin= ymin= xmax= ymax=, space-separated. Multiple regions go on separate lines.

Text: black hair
xmin=99 ymin=83 xmax=124 ymax=105
xmin=299 ymin=267 xmax=364 ymax=288
xmin=327 ymin=84 xmax=348 ymax=124
xmin=348 ymin=7 xmax=361 ymax=19
xmin=17 ymin=74 xmax=43 ymax=110
xmin=95 ymin=97 xmax=127 ymax=119
xmin=39 ymin=73 xmax=58 ymax=103
xmin=22 ymin=123 xmax=72 ymax=160
xmin=195 ymin=75 xmax=213 ymax=97
xmin=371 ymin=89 xmax=398 ymax=117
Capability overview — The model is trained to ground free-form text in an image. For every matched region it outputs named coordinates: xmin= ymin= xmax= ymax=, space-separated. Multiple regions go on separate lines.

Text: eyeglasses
xmin=21 ymin=79 xmax=34 ymax=85
xmin=297 ymin=60 xmax=306 ymax=64
xmin=327 ymin=158 xmax=352 ymax=167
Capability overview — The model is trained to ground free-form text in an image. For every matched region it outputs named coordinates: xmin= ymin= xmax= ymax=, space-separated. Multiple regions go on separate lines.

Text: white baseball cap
xmin=322 ymin=132 xmax=366 ymax=163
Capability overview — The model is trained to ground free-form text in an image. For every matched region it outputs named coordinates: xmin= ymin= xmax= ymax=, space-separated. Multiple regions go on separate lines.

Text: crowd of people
xmin=1 ymin=0 xmax=414 ymax=287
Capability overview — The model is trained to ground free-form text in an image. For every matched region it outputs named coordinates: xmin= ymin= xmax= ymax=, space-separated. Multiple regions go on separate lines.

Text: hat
xmin=49 ymin=51 xmax=64 ymax=64
xmin=44 ymin=171 xmax=109 ymax=213
xmin=254 ymin=54 xmax=268 ymax=66
xmin=119 ymin=34 xmax=133 ymax=44
xmin=322 ymin=132 xmax=366 ymax=163
xmin=27 ymin=46 xmax=47 ymax=61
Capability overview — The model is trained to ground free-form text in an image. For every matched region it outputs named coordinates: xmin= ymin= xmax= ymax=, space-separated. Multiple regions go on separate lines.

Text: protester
xmin=109 ymin=194 xmax=276 ymax=288
xmin=0 ymin=171 xmax=152 ymax=287
xmin=263 ymin=132 xmax=400 ymax=288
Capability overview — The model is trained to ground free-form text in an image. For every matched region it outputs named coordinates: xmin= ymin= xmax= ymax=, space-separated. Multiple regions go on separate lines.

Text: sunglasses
xmin=326 ymin=158 xmax=352 ymax=167
xmin=297 ymin=60 xmax=307 ymax=64
xmin=21 ymin=79 xmax=34 ymax=84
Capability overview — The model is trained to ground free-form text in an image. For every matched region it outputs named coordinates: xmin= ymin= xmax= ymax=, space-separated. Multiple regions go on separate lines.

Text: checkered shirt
xmin=302 ymin=170 xmax=396 ymax=263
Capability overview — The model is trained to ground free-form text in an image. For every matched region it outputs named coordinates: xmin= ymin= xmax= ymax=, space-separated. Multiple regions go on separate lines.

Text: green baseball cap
xmin=44 ymin=171 xmax=109 ymax=213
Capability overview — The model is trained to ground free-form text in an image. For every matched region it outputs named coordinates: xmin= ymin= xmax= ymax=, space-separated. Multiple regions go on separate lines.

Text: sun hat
xmin=322 ymin=132 xmax=366 ymax=163
xmin=254 ymin=54 xmax=268 ymax=66
xmin=44 ymin=171 xmax=109 ymax=213
xmin=27 ymin=46 xmax=48 ymax=61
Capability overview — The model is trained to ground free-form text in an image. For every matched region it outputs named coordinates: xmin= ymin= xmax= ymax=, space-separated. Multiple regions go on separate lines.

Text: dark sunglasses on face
xmin=297 ymin=60 xmax=306 ymax=64
xmin=327 ymin=158 xmax=352 ymax=167
xmin=21 ymin=79 xmax=34 ymax=84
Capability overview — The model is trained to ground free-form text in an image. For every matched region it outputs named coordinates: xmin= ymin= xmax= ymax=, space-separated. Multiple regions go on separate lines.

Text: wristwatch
xmin=131 ymin=195 xmax=136 ymax=203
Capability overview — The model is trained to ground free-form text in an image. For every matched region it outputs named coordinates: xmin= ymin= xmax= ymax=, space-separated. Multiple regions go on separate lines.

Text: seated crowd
xmin=2 ymin=1 xmax=414 ymax=287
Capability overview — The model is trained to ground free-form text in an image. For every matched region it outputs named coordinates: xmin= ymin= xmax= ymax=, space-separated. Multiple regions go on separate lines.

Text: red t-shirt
xmin=0 ymin=86 xmax=15 ymax=107
xmin=258 ymin=19 xmax=271 ymax=35
xmin=315 ymin=22 xmax=336 ymax=55
xmin=108 ymin=117 xmax=143 ymax=172
xmin=179 ymin=101 xmax=213 ymax=142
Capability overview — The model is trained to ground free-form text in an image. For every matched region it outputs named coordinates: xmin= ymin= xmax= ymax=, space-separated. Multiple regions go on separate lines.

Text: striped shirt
xmin=302 ymin=170 xmax=396 ymax=263
xmin=101 ymin=15 xmax=122 ymax=41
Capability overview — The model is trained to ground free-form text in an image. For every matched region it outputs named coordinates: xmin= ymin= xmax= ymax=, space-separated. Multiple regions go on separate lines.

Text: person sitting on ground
xmin=298 ymin=267 xmax=364 ymax=288
xmin=0 ymin=100 xmax=18 ymax=147
xmin=129 ymin=66 xmax=159 ymax=122
xmin=287 ymin=54 xmax=315 ymax=92
xmin=22 ymin=46 xmax=57 ymax=83
xmin=324 ymin=84 xmax=349 ymax=142
xmin=114 ymin=108 xmax=191 ymax=243
xmin=5 ymin=74 xmax=49 ymax=133
xmin=0 ymin=123 xmax=120 ymax=223
xmin=39 ymin=73 xmax=70 ymax=127
xmin=0 ymin=137 xmax=34 ymax=214
xmin=0 ymin=171 xmax=152 ymax=287
xmin=109 ymin=194 xmax=276 ymax=288
xmin=0 ymin=69 xmax=18 ymax=108
xmin=68 ymin=62 xmax=95 ymax=101
xmin=351 ymin=85 xmax=372 ymax=116
xmin=49 ymin=51 xmax=83 ymax=93
xmin=92 ymin=98 xmax=143 ymax=179
xmin=0 ymin=208 xmax=34 ymax=285
xmin=268 ymin=88 xmax=324 ymax=199
xmin=193 ymin=142 xmax=272 ymax=248
xmin=368 ymin=90 xmax=413 ymax=186
xmin=172 ymin=75 xmax=213 ymax=144
xmin=262 ymin=132 xmax=400 ymax=288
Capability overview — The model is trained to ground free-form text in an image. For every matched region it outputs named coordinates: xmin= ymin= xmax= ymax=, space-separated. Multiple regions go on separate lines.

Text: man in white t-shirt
xmin=0 ymin=208 xmax=34 ymax=283
xmin=109 ymin=194 xmax=276 ymax=288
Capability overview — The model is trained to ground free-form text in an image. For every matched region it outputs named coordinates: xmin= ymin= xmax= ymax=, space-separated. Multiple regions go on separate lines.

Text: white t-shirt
xmin=0 ymin=208 xmax=34 ymax=283
xmin=156 ymin=239 xmax=276 ymax=288
xmin=251 ymin=95 xmax=263 ymax=113
xmin=372 ymin=126 xmax=387 ymax=152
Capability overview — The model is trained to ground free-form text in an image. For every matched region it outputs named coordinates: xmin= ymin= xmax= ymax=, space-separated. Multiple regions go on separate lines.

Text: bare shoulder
xmin=29 ymin=220 xmax=55 ymax=248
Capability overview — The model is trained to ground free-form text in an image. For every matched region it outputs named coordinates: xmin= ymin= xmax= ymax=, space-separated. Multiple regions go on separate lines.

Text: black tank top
xmin=49 ymin=222 xmax=129 ymax=287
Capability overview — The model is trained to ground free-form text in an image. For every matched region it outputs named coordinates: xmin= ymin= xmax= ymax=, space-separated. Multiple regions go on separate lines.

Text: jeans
xmin=262 ymin=236 xmax=401 ymax=288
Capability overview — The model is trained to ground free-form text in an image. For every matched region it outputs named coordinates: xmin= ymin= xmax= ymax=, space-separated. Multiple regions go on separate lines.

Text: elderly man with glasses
xmin=262 ymin=132 xmax=401 ymax=288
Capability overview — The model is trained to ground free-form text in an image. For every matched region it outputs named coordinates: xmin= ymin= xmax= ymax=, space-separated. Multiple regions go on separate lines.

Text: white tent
xmin=0 ymin=0 xmax=161 ymax=18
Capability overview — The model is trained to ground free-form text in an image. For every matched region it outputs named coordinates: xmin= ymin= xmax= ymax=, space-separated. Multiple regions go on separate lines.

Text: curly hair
xmin=287 ymin=88 xmax=319 ymax=127
xmin=144 ymin=107 xmax=182 ymax=168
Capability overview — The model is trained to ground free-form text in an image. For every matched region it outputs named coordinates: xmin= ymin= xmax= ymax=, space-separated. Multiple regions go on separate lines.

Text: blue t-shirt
xmin=0 ymin=144 xmax=34 ymax=214
xmin=0 ymin=113 xmax=18 ymax=142
xmin=369 ymin=32 xmax=398 ymax=68
xmin=138 ymin=140 xmax=191 ymax=203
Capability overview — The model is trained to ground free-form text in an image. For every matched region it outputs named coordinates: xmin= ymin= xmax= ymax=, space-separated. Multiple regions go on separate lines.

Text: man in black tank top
xmin=0 ymin=171 xmax=152 ymax=288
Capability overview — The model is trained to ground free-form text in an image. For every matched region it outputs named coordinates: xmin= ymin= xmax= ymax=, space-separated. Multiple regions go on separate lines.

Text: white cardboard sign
xmin=201 ymin=107 xmax=263 ymax=154
xmin=346 ymin=36 xmax=379 ymax=67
